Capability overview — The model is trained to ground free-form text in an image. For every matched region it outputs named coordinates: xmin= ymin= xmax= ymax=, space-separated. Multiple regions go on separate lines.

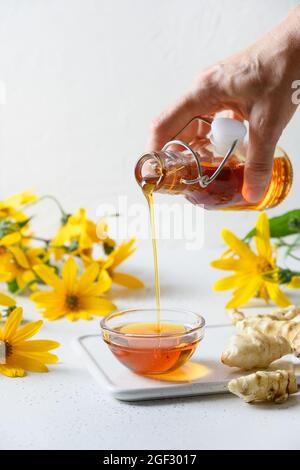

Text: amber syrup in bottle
xmin=135 ymin=147 xmax=293 ymax=210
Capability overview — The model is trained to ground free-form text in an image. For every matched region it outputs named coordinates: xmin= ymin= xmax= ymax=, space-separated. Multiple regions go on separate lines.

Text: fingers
xmin=146 ymin=74 xmax=220 ymax=151
xmin=146 ymin=96 xmax=200 ymax=151
xmin=242 ymin=110 xmax=280 ymax=203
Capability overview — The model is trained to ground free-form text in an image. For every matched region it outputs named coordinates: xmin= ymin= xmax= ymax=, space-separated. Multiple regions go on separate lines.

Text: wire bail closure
xmin=161 ymin=116 xmax=238 ymax=189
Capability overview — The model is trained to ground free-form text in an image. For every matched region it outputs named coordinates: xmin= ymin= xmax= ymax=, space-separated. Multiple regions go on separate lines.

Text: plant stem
xmin=288 ymin=254 xmax=300 ymax=262
xmin=22 ymin=235 xmax=73 ymax=252
xmin=24 ymin=194 xmax=68 ymax=218
xmin=22 ymin=235 xmax=51 ymax=244
xmin=37 ymin=195 xmax=68 ymax=217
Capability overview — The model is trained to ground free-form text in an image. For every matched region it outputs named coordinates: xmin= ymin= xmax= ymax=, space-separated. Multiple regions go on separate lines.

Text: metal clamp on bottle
xmin=161 ymin=116 xmax=247 ymax=188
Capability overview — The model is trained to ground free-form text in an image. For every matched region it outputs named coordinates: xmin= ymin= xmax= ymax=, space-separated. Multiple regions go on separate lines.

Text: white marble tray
xmin=73 ymin=324 xmax=300 ymax=401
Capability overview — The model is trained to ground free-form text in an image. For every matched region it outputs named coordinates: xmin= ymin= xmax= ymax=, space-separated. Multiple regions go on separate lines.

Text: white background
xmin=1 ymin=0 xmax=300 ymax=451
xmin=0 ymin=0 xmax=299 ymax=244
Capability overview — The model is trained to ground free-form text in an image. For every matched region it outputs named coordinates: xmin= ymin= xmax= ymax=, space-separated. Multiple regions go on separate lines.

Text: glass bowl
xmin=100 ymin=308 xmax=205 ymax=375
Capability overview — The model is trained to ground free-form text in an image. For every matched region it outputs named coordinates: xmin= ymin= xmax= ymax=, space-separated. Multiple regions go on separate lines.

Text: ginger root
xmin=230 ymin=305 xmax=300 ymax=325
xmin=235 ymin=318 xmax=300 ymax=355
xmin=221 ymin=328 xmax=292 ymax=370
xmin=228 ymin=370 xmax=298 ymax=403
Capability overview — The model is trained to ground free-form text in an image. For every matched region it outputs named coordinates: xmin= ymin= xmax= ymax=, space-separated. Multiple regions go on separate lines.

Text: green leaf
xmin=3 ymin=305 xmax=17 ymax=317
xmin=103 ymin=241 xmax=114 ymax=255
xmin=262 ymin=268 xmax=300 ymax=284
xmin=17 ymin=217 xmax=32 ymax=229
xmin=245 ymin=210 xmax=300 ymax=240
xmin=0 ymin=216 xmax=32 ymax=239
xmin=7 ymin=279 xmax=19 ymax=294
xmin=67 ymin=239 xmax=79 ymax=252
xmin=61 ymin=213 xmax=71 ymax=225
xmin=45 ymin=260 xmax=60 ymax=275
xmin=0 ymin=219 xmax=14 ymax=238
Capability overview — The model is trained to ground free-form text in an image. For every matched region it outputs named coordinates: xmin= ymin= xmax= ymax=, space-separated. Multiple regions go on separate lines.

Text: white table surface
xmin=2 ymin=242 xmax=300 ymax=451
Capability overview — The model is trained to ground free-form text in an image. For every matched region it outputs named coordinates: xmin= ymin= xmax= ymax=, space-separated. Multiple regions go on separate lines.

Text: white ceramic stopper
xmin=210 ymin=117 xmax=247 ymax=155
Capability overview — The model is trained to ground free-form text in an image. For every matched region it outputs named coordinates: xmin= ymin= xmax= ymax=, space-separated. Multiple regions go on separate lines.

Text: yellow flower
xmin=4 ymin=247 xmax=48 ymax=290
xmin=0 ymin=232 xmax=22 ymax=246
xmin=0 ymin=307 xmax=59 ymax=377
xmin=83 ymin=239 xmax=144 ymax=289
xmin=52 ymin=208 xmax=98 ymax=251
xmin=0 ymin=292 xmax=16 ymax=307
xmin=0 ymin=233 xmax=23 ymax=283
xmin=0 ymin=191 xmax=37 ymax=221
xmin=96 ymin=218 xmax=116 ymax=253
xmin=31 ymin=257 xmax=116 ymax=321
xmin=211 ymin=212 xmax=291 ymax=309
xmin=0 ymin=292 xmax=16 ymax=321
xmin=287 ymin=276 xmax=300 ymax=289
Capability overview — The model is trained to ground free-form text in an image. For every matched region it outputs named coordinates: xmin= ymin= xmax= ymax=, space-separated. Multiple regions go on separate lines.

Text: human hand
xmin=147 ymin=7 xmax=300 ymax=203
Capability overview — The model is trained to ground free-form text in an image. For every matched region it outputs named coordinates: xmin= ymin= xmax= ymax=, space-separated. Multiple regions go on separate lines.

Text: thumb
xmin=242 ymin=114 xmax=278 ymax=204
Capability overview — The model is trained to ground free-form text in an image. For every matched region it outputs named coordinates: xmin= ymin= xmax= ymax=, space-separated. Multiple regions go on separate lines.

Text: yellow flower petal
xmin=80 ymin=297 xmax=116 ymax=314
xmin=0 ymin=292 xmax=16 ymax=307
xmin=12 ymin=320 xmax=43 ymax=344
xmin=77 ymin=263 xmax=99 ymax=293
xmin=62 ymin=257 xmax=78 ymax=291
xmin=0 ymin=272 xmax=13 ymax=282
xmin=221 ymin=229 xmax=256 ymax=260
xmin=3 ymin=307 xmax=23 ymax=341
xmin=112 ymin=272 xmax=144 ymax=288
xmin=15 ymin=339 xmax=60 ymax=352
xmin=34 ymin=264 xmax=62 ymax=290
xmin=110 ymin=238 xmax=136 ymax=269
xmin=78 ymin=274 xmax=111 ymax=298
xmin=22 ymin=270 xmax=36 ymax=286
xmin=65 ymin=313 xmax=79 ymax=321
xmin=265 ymin=283 xmax=291 ymax=307
xmin=226 ymin=279 xmax=261 ymax=309
xmin=29 ymin=282 xmax=38 ymax=291
xmin=258 ymin=284 xmax=269 ymax=302
xmin=210 ymin=258 xmax=250 ymax=271
xmin=30 ymin=291 xmax=62 ymax=308
xmin=15 ymin=274 xmax=25 ymax=289
xmin=96 ymin=269 xmax=112 ymax=293
xmin=22 ymin=351 xmax=59 ymax=363
xmin=0 ymin=232 xmax=21 ymax=247
xmin=254 ymin=212 xmax=272 ymax=260
xmin=9 ymin=246 xmax=30 ymax=268
xmin=66 ymin=311 xmax=91 ymax=321
xmin=287 ymin=276 xmax=300 ymax=289
xmin=79 ymin=231 xmax=95 ymax=249
xmin=213 ymin=273 xmax=253 ymax=291
xmin=2 ymin=190 xmax=37 ymax=208
xmin=0 ymin=364 xmax=25 ymax=377
xmin=8 ymin=354 xmax=49 ymax=373
xmin=42 ymin=309 xmax=66 ymax=321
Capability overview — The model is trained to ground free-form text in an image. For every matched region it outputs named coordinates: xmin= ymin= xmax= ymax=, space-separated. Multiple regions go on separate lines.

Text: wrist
xmin=283 ymin=6 xmax=300 ymax=55
xmin=254 ymin=7 xmax=300 ymax=89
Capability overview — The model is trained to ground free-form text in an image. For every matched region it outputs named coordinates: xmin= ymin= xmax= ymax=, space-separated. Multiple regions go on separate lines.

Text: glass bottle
xmin=135 ymin=117 xmax=293 ymax=210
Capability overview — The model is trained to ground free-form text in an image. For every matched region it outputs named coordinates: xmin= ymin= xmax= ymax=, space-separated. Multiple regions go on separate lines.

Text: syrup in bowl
xmin=100 ymin=308 xmax=205 ymax=375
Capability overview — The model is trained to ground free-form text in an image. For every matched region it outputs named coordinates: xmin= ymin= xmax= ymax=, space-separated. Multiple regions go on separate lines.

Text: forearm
xmin=279 ymin=4 xmax=300 ymax=56
xmin=258 ymin=5 xmax=300 ymax=81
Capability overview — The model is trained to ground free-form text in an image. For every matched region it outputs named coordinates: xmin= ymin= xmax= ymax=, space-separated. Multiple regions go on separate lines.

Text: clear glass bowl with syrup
xmin=100 ymin=308 xmax=205 ymax=375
